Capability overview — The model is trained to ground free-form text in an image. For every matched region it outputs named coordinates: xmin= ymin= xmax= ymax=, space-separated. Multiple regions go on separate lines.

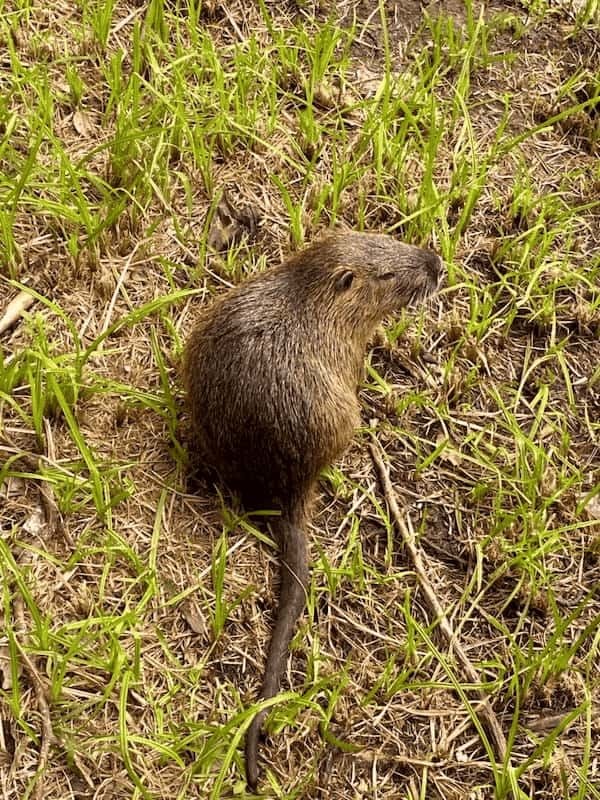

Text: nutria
xmin=183 ymin=231 xmax=442 ymax=789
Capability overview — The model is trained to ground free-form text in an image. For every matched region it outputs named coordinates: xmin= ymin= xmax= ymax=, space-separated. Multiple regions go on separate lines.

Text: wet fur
xmin=183 ymin=232 xmax=442 ymax=788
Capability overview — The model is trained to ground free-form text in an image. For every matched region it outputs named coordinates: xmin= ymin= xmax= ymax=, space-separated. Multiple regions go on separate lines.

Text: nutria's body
xmin=183 ymin=231 xmax=442 ymax=788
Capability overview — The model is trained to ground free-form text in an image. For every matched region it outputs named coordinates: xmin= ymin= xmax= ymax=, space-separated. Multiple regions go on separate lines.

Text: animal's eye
xmin=378 ymin=272 xmax=396 ymax=280
xmin=335 ymin=270 xmax=355 ymax=291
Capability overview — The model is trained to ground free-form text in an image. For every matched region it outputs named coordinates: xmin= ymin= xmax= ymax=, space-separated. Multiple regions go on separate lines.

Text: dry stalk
xmin=13 ymin=594 xmax=55 ymax=800
xmin=369 ymin=440 xmax=509 ymax=765
xmin=0 ymin=290 xmax=35 ymax=335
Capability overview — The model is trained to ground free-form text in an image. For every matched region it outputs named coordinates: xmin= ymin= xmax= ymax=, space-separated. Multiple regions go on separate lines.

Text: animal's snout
xmin=421 ymin=251 xmax=444 ymax=291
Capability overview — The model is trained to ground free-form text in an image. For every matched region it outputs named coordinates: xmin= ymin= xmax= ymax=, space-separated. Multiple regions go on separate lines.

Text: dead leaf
xmin=582 ymin=493 xmax=600 ymax=520
xmin=0 ymin=475 xmax=25 ymax=499
xmin=23 ymin=507 xmax=45 ymax=536
xmin=526 ymin=709 xmax=577 ymax=733
xmin=207 ymin=189 xmax=259 ymax=253
xmin=0 ymin=642 xmax=20 ymax=690
xmin=180 ymin=600 xmax=205 ymax=635
xmin=435 ymin=435 xmax=462 ymax=466
xmin=72 ymin=109 xmax=95 ymax=136
xmin=353 ymin=65 xmax=382 ymax=98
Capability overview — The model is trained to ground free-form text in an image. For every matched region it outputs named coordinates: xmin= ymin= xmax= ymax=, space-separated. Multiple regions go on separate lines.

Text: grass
xmin=0 ymin=0 xmax=599 ymax=798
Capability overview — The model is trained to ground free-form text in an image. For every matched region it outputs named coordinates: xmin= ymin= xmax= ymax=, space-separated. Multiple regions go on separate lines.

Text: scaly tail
xmin=245 ymin=509 xmax=309 ymax=790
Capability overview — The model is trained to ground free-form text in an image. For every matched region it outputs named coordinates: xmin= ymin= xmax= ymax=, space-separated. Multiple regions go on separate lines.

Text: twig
xmin=0 ymin=290 xmax=35 ymax=335
xmin=369 ymin=440 xmax=508 ymax=765
xmin=13 ymin=595 xmax=55 ymax=800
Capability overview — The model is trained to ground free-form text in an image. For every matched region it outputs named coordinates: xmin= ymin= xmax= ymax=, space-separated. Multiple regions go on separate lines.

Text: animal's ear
xmin=334 ymin=269 xmax=354 ymax=292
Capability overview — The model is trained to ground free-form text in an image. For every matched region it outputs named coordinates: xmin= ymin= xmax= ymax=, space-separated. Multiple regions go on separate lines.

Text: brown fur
xmin=182 ymin=231 xmax=442 ymax=788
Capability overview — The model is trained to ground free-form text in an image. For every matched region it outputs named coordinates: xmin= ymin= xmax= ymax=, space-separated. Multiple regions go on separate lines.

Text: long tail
xmin=245 ymin=509 xmax=309 ymax=790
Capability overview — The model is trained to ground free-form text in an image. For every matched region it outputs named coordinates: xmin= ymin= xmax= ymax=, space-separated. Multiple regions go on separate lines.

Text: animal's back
xmin=183 ymin=270 xmax=359 ymax=508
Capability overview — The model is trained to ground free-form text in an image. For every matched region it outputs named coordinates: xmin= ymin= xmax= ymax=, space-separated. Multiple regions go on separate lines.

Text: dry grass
xmin=1 ymin=0 xmax=599 ymax=798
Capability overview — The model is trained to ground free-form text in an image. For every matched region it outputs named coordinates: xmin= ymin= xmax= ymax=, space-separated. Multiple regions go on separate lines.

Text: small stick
xmin=13 ymin=594 xmax=55 ymax=800
xmin=0 ymin=291 xmax=34 ymax=335
xmin=369 ymin=440 xmax=508 ymax=764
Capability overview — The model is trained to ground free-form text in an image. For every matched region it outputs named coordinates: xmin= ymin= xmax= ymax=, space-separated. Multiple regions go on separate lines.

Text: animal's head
xmin=295 ymin=231 xmax=443 ymax=331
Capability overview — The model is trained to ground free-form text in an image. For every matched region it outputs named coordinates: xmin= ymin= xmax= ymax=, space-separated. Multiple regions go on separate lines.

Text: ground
xmin=0 ymin=1 xmax=599 ymax=799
